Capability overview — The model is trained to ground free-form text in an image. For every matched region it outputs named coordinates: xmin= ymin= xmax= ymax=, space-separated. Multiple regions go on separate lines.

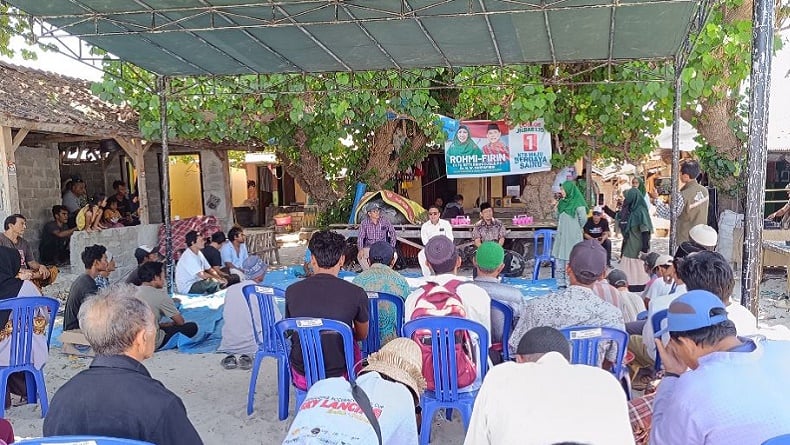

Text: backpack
xmin=410 ymin=280 xmax=477 ymax=390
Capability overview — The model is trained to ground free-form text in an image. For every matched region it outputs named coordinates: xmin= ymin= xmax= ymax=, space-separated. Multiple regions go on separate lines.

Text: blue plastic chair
xmin=402 ymin=316 xmax=489 ymax=445
xmin=362 ymin=292 xmax=405 ymax=357
xmin=0 ymin=296 xmax=59 ymax=418
xmin=559 ymin=326 xmax=630 ymax=397
xmin=275 ymin=317 xmax=357 ymax=411
xmin=16 ymin=436 xmax=153 ymax=444
xmin=242 ymin=284 xmax=289 ymax=419
xmin=532 ymin=229 xmax=557 ymax=280
xmin=489 ymin=299 xmax=514 ymax=362
xmin=763 ymin=434 xmax=790 ymax=445
xmin=651 ymin=309 xmax=669 ymax=372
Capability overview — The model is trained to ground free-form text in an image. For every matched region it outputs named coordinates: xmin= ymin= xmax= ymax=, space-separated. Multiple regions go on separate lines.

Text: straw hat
xmin=363 ymin=338 xmax=426 ymax=400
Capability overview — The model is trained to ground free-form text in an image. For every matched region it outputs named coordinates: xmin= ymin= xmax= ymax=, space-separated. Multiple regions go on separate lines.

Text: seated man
xmin=357 ymin=203 xmax=397 ymax=271
xmin=44 ymin=285 xmax=203 ymax=444
xmin=472 ymin=202 xmax=505 ymax=247
xmin=136 ymin=262 xmax=199 ymax=350
xmin=508 ymin=239 xmax=625 ymax=362
xmin=352 ymin=241 xmax=410 ymax=345
xmin=39 ymin=205 xmax=75 ymax=266
xmin=126 ymin=245 xmax=159 ymax=285
xmin=651 ymin=290 xmax=790 ymax=444
xmin=583 ymin=206 xmax=611 ymax=267
xmin=641 ymin=254 xmax=675 ymax=305
xmin=175 ymin=230 xmax=227 ymax=294
xmin=219 ymin=255 xmax=269 ymax=369
xmin=63 ymin=244 xmax=108 ymax=331
xmin=202 ymin=232 xmax=240 ymax=285
xmin=607 ymin=269 xmax=647 ymax=325
xmin=673 ymin=223 xmax=718 ymax=258
xmin=1 ymin=214 xmax=57 ymax=287
xmin=440 ymin=194 xmax=465 ymax=220
xmin=283 ymin=338 xmax=426 ymax=445
xmin=465 ymin=327 xmax=633 ymax=444
xmin=220 ymin=226 xmax=248 ymax=278
xmin=418 ymin=205 xmax=454 ymax=277
xmin=286 ymin=230 xmax=369 ymax=387
xmin=472 ymin=241 xmax=522 ymax=357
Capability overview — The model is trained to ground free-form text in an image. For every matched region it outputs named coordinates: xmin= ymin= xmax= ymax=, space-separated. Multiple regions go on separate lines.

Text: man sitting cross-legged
xmin=175 ymin=230 xmax=227 ymax=295
xmin=44 ymin=285 xmax=203 ymax=444
xmin=465 ymin=326 xmax=633 ymax=444
xmin=135 ymin=261 xmax=198 ymax=350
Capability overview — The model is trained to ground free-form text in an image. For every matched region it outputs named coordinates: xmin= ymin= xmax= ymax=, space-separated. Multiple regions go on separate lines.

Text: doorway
xmin=168 ymin=154 xmax=205 ymax=219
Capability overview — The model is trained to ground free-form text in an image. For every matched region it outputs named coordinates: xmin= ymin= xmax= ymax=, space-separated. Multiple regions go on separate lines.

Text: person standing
xmin=552 ymin=181 xmax=588 ymax=287
xmin=39 ymin=205 xmax=76 ymax=266
xmin=418 ymin=205 xmax=454 ymax=276
xmin=619 ymin=188 xmax=653 ymax=286
xmin=583 ymin=206 xmax=612 ymax=267
xmin=650 ymin=160 xmax=708 ymax=245
xmin=357 ymin=203 xmax=397 ymax=271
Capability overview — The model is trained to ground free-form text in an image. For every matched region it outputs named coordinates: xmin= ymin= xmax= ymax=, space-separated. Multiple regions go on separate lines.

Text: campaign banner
xmin=444 ymin=119 xmax=552 ymax=178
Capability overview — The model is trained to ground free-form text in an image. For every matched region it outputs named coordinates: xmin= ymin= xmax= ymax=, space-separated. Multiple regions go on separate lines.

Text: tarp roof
xmin=7 ymin=0 xmax=704 ymax=76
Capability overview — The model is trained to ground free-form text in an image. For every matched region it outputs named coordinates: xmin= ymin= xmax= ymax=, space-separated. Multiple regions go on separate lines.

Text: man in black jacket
xmin=44 ymin=284 xmax=204 ymax=445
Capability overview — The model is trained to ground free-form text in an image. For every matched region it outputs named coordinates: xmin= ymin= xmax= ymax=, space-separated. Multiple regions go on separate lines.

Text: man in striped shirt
xmin=357 ymin=203 xmax=397 ymax=270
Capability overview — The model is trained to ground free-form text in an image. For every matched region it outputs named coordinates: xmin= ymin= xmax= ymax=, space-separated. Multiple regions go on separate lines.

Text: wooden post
xmin=114 ymin=136 xmax=151 ymax=225
xmin=0 ymin=126 xmax=29 ymax=216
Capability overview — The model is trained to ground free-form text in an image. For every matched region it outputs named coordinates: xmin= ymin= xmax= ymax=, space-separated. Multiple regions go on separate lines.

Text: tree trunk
xmin=363 ymin=119 xmax=429 ymax=190
xmin=275 ymin=128 xmax=344 ymax=212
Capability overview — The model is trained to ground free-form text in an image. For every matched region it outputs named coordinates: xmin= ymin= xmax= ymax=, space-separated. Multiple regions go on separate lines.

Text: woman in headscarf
xmin=552 ymin=180 xmax=589 ymax=287
xmin=619 ymin=188 xmax=653 ymax=285
xmin=0 ymin=246 xmax=48 ymax=409
xmin=446 ymin=125 xmax=483 ymax=157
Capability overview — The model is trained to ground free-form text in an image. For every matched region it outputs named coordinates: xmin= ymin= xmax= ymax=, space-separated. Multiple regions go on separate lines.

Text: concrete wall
xmin=143 ymin=150 xmax=163 ymax=224
xmin=15 ymin=144 xmax=62 ymax=254
xmin=199 ymin=149 xmax=233 ymax=230
xmin=70 ymin=223 xmax=160 ymax=281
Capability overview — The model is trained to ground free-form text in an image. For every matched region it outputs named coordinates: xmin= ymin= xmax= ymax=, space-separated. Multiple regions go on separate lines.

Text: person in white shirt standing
xmin=464 ymin=326 xmax=634 ymax=445
xmin=418 ymin=206 xmax=454 ymax=276
xmin=175 ymin=230 xmax=227 ymax=294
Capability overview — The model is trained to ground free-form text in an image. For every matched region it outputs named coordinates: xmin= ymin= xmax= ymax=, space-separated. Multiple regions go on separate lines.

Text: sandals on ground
xmin=221 ymin=354 xmax=238 ymax=370
xmin=238 ymin=354 xmax=253 ymax=370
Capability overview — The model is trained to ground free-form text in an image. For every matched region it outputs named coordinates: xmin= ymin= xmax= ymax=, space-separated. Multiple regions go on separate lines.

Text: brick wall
xmin=70 ymin=223 xmax=160 ymax=281
xmin=15 ymin=144 xmax=62 ymax=254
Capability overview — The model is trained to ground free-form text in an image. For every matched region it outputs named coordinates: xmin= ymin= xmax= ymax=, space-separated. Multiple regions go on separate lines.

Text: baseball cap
xmin=134 ymin=245 xmax=156 ymax=264
xmin=606 ymin=269 xmax=628 ymax=287
xmin=568 ymin=240 xmax=607 ymax=281
xmin=369 ymin=241 xmax=395 ymax=264
xmin=655 ymin=290 xmax=728 ymax=337
xmin=366 ymin=203 xmax=381 ymax=212
xmin=655 ymin=254 xmax=673 ymax=267
xmin=689 ymin=224 xmax=717 ymax=248
xmin=592 ymin=206 xmax=604 ymax=215
xmin=242 ymin=255 xmax=268 ymax=281
xmin=476 ymin=241 xmax=504 ymax=270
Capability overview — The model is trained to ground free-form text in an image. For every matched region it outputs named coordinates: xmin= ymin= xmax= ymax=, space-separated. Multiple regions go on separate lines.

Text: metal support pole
xmin=741 ymin=0 xmax=774 ymax=313
xmin=669 ymin=60 xmax=681 ymax=253
xmin=158 ymin=76 xmax=174 ymax=294
xmin=585 ymin=154 xmax=593 ymax=206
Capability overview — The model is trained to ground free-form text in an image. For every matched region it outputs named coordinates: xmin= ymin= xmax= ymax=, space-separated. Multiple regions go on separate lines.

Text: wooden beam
xmin=10 ymin=129 xmax=29 ymax=152
xmin=0 ymin=126 xmax=20 ymax=216
xmin=113 ymin=136 xmax=150 ymax=225
xmin=0 ymin=116 xmax=139 ymax=140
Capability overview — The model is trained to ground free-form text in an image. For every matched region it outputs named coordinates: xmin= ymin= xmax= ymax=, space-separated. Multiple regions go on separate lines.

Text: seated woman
xmin=0 ymin=246 xmax=51 ymax=409
xmin=102 ymin=197 xmax=125 ymax=229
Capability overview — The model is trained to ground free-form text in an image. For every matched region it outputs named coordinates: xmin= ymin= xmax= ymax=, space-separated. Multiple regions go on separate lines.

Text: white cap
xmin=689 ymin=224 xmax=718 ymax=248
xmin=592 ymin=206 xmax=604 ymax=214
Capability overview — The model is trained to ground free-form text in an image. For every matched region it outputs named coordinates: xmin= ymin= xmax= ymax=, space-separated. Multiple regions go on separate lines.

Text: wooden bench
xmin=59 ymin=329 xmax=95 ymax=357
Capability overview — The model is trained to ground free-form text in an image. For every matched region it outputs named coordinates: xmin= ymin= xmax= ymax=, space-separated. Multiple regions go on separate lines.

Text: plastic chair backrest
xmin=242 ymin=284 xmax=285 ymax=354
xmin=15 ymin=436 xmax=153 ymax=445
xmin=0 ymin=297 xmax=59 ymax=367
xmin=363 ymin=292 xmax=405 ymax=356
xmin=651 ymin=309 xmax=668 ymax=370
xmin=402 ymin=316 xmax=489 ymax=402
xmin=763 ymin=434 xmax=790 ymax=445
xmin=560 ymin=326 xmax=628 ymax=378
xmin=275 ymin=318 xmax=356 ymax=389
xmin=533 ymin=229 xmax=556 ymax=260
xmin=489 ymin=300 xmax=514 ymax=361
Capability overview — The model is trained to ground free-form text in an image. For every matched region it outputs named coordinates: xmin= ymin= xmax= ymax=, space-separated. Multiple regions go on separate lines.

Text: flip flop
xmin=238 ymin=354 xmax=253 ymax=371
xmin=221 ymin=354 xmax=238 ymax=370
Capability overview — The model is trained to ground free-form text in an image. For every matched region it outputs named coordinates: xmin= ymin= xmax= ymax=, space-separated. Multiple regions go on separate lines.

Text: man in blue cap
xmin=651 ymin=290 xmax=790 ymax=444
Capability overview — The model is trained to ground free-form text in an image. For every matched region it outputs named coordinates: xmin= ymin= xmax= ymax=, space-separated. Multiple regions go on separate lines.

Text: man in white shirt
xmin=175 ymin=231 xmax=227 ymax=294
xmin=283 ymin=338 xmax=426 ymax=445
xmin=220 ymin=226 xmax=248 ymax=278
xmin=417 ymin=205 xmax=454 ymax=276
xmin=405 ymin=236 xmax=491 ymax=343
xmin=465 ymin=326 xmax=634 ymax=445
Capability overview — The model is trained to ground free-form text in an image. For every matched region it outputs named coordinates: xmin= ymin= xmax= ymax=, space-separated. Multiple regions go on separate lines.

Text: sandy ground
xmin=8 ymin=233 xmax=790 ymax=443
